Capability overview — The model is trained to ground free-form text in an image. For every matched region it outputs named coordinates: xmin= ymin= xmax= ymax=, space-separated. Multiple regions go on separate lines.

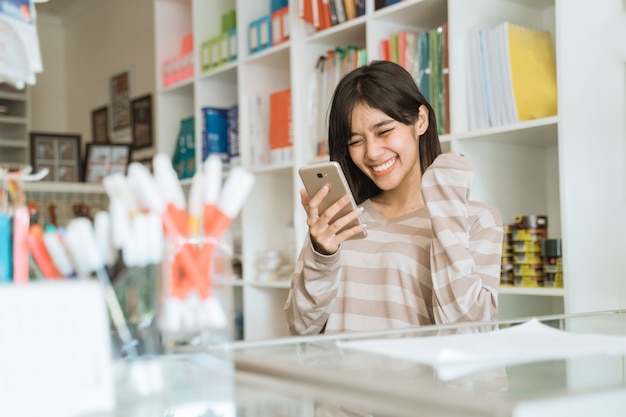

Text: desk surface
xmin=115 ymin=310 xmax=626 ymax=417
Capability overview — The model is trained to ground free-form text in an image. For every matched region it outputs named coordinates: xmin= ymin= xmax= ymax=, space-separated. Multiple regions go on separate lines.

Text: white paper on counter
xmin=337 ymin=319 xmax=626 ymax=381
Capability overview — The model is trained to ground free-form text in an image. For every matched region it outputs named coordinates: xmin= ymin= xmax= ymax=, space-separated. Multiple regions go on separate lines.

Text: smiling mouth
xmin=372 ymin=157 xmax=397 ymax=173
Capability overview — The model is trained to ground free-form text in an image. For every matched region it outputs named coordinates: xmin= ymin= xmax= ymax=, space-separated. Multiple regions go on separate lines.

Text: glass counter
xmin=111 ymin=310 xmax=626 ymax=417
xmin=224 ymin=309 xmax=626 ymax=417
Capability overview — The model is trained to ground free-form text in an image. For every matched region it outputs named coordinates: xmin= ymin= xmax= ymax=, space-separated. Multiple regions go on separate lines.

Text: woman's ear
xmin=415 ymin=104 xmax=429 ymax=135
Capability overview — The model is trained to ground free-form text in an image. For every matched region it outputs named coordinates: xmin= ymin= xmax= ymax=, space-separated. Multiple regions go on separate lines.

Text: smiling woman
xmin=285 ymin=61 xmax=504 ymax=336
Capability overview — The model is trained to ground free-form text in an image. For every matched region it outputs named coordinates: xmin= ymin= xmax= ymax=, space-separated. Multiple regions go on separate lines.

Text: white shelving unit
xmin=0 ymin=83 xmax=30 ymax=169
xmin=153 ymin=0 xmax=626 ymax=340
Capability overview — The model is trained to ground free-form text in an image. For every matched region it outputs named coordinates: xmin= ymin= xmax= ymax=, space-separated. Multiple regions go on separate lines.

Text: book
xmin=442 ymin=23 xmax=450 ymax=134
xmin=227 ymin=104 xmax=240 ymax=166
xmin=269 ymin=88 xmax=293 ymax=164
xmin=344 ymin=0 xmax=357 ymax=20
xmin=417 ymin=31 xmax=430 ymax=102
xmin=201 ymin=106 xmax=229 ymax=164
xmin=249 ymin=94 xmax=271 ymax=167
xmin=356 ymin=0 xmax=365 ymax=16
xmin=465 ymin=22 xmax=557 ymax=129
xmin=505 ymin=22 xmax=557 ymax=121
xmin=333 ymin=0 xmax=346 ymax=24
xmin=172 ymin=116 xmax=195 ymax=179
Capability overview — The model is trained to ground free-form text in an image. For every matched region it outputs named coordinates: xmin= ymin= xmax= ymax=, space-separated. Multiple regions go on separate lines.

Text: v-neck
xmin=362 ymin=199 xmax=427 ymax=225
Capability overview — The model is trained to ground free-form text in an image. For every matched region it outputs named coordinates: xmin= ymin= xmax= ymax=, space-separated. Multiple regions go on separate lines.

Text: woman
xmin=285 ymin=61 xmax=503 ymax=335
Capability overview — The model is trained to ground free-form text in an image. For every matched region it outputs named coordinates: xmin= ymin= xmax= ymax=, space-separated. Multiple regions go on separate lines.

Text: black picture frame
xmin=83 ymin=143 xmax=131 ymax=183
xmin=109 ymin=70 xmax=132 ymax=133
xmin=91 ymin=105 xmax=109 ymax=144
xmin=29 ymin=132 xmax=81 ymax=182
xmin=131 ymin=94 xmax=153 ymax=150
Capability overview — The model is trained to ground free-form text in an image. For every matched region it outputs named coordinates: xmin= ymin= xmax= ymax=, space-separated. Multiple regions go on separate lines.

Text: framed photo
xmin=91 ymin=105 xmax=109 ymax=144
xmin=29 ymin=132 xmax=81 ymax=182
xmin=83 ymin=143 xmax=131 ymax=183
xmin=131 ymin=94 xmax=153 ymax=149
xmin=109 ymin=69 xmax=132 ymax=134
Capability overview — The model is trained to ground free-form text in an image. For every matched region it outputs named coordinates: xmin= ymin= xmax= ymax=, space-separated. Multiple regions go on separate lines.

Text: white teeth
xmin=372 ymin=158 xmax=396 ymax=172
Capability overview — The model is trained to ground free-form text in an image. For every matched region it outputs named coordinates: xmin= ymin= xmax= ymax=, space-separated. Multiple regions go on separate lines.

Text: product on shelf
xmin=542 ymin=239 xmax=563 ymax=288
xmin=512 ymin=215 xmax=548 ymax=287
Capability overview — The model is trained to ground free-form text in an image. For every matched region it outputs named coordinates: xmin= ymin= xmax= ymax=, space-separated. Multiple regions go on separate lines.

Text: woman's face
xmin=347 ymin=103 xmax=428 ymax=192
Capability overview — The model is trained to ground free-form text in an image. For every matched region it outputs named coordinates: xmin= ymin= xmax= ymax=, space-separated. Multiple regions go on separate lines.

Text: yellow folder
xmin=507 ymin=23 xmax=557 ymax=121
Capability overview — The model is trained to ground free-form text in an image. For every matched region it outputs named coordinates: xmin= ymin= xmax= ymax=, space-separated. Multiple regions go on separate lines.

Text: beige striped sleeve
xmin=421 ymin=153 xmax=503 ymax=324
xmin=284 ymin=237 xmax=342 ymax=335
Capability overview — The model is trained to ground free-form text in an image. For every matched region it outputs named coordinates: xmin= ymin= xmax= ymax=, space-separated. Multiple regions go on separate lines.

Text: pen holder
xmin=158 ymin=236 xmax=234 ymax=352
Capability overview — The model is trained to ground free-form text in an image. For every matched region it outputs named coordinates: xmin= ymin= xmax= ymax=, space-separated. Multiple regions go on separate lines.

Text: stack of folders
xmin=465 ymin=22 xmax=557 ymax=131
xmin=299 ymin=0 xmax=365 ymax=33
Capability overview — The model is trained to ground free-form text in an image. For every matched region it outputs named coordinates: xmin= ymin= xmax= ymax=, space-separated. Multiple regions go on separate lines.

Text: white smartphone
xmin=298 ymin=161 xmax=367 ymax=240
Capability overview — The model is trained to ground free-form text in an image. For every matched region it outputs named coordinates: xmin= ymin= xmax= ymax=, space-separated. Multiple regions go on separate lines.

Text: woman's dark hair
xmin=328 ymin=60 xmax=442 ymax=204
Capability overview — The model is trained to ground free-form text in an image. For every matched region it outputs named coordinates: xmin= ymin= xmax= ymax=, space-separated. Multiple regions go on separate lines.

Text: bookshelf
xmin=153 ymin=0 xmax=626 ymax=340
xmin=0 ymin=84 xmax=30 ymax=169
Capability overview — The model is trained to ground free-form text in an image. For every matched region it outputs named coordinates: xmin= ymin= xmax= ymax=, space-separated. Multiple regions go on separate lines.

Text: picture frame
xmin=109 ymin=69 xmax=132 ymax=134
xmin=29 ymin=132 xmax=81 ymax=182
xmin=91 ymin=105 xmax=109 ymax=144
xmin=83 ymin=143 xmax=131 ymax=184
xmin=130 ymin=94 xmax=153 ymax=150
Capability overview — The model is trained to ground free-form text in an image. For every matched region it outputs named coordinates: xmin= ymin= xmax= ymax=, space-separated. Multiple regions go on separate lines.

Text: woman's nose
xmin=364 ymin=139 xmax=384 ymax=160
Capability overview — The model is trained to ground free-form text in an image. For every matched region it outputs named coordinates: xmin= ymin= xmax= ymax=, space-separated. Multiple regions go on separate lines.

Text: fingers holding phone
xmin=300 ymin=187 xmax=365 ymax=254
xmin=299 ymin=162 xmax=367 ymax=255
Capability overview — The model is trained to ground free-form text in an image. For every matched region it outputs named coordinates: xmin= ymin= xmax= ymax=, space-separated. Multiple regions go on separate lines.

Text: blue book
xmin=418 ymin=31 xmax=430 ymax=102
xmin=202 ymin=106 xmax=229 ymax=164
xmin=356 ymin=0 xmax=365 ymax=16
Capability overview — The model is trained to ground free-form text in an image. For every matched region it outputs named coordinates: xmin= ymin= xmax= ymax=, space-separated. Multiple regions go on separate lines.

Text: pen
xmin=12 ymin=205 xmax=30 ymax=283
xmin=43 ymin=225 xmax=77 ymax=278
xmin=27 ymin=224 xmax=63 ymax=279
xmin=188 ymin=170 xmax=204 ymax=238
xmin=0 ymin=211 xmax=11 ymax=282
xmin=202 ymin=154 xmax=222 ymax=234
xmin=65 ymin=217 xmax=138 ymax=358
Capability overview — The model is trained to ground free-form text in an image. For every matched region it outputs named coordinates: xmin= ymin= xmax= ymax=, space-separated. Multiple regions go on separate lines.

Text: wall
xmin=31 ymin=0 xmax=156 ymax=161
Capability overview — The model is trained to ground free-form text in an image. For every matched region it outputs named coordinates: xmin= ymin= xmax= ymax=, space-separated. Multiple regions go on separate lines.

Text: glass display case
xmin=113 ymin=309 xmax=626 ymax=417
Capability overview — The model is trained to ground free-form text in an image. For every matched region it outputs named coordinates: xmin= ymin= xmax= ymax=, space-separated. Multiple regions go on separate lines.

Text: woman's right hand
xmin=300 ymin=186 xmax=364 ymax=255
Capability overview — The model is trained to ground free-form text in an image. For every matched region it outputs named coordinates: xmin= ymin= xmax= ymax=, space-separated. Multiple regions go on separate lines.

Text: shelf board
xmin=249 ymin=162 xmax=293 ymax=175
xmin=226 ymin=279 xmax=290 ymax=289
xmin=246 ymin=280 xmax=290 ymax=289
xmin=24 ymin=181 xmax=105 ymax=193
xmin=373 ymin=0 xmax=448 ymax=28
xmin=443 ymin=116 xmax=558 ymax=147
xmin=0 ymin=115 xmax=28 ymax=124
xmin=0 ymin=90 xmax=26 ymax=101
xmin=243 ymin=42 xmax=290 ymax=68
xmin=499 ymin=286 xmax=564 ymax=297
xmin=198 ymin=61 xmax=237 ymax=83
xmin=0 ymin=139 xmax=27 ymax=147
xmin=160 ymin=77 xmax=194 ymax=95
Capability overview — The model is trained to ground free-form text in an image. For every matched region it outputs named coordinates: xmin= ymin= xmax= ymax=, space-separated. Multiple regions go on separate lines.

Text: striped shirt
xmin=284 ymin=153 xmax=503 ymax=335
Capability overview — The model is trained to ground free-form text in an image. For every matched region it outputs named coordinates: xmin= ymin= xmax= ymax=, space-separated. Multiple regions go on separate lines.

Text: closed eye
xmin=348 ymin=138 xmax=363 ymax=147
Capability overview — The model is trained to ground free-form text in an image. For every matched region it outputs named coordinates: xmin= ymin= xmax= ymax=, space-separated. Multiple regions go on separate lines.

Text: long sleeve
xmin=284 ymin=238 xmax=343 ymax=335
xmin=421 ymin=153 xmax=503 ymax=324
